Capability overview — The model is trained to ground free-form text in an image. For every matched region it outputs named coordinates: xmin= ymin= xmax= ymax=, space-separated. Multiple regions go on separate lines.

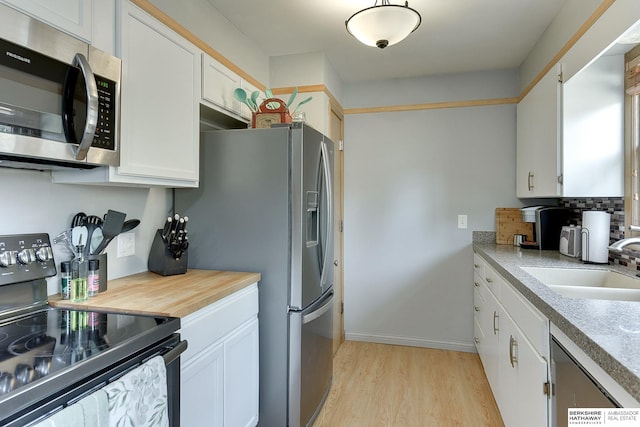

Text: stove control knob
xmin=0 ymin=251 xmax=17 ymax=267
xmin=35 ymin=246 xmax=53 ymax=262
xmin=17 ymin=248 xmax=36 ymax=265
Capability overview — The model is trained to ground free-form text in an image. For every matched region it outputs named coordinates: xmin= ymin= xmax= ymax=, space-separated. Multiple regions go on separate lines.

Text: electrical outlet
xmin=458 ymin=215 xmax=468 ymax=229
xmin=117 ymin=232 xmax=135 ymax=258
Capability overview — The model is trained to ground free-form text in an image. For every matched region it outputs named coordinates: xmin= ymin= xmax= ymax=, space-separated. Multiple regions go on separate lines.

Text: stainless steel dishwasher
xmin=551 ymin=336 xmax=620 ymax=427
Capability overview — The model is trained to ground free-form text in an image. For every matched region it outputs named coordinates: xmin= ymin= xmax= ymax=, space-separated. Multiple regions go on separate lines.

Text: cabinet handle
xmin=486 ymin=277 xmax=493 ymax=283
xmin=474 ymin=263 xmax=480 ymax=268
xmin=474 ymin=305 xmax=480 ymax=312
xmin=474 ymin=337 xmax=480 ymax=344
xmin=493 ymin=311 xmax=499 ymax=335
xmin=527 ymin=171 xmax=534 ymax=191
xmin=474 ymin=281 xmax=480 ymax=288
xmin=509 ymin=335 xmax=518 ymax=367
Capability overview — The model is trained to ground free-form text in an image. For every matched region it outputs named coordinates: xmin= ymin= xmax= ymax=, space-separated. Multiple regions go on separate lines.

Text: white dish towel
xmin=31 ymin=388 xmax=108 ymax=427
xmin=104 ymin=355 xmax=169 ymax=427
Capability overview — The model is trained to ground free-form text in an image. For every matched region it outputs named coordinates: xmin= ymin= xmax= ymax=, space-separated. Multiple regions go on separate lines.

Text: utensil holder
xmin=88 ymin=253 xmax=108 ymax=292
xmin=148 ymin=229 xmax=187 ymax=276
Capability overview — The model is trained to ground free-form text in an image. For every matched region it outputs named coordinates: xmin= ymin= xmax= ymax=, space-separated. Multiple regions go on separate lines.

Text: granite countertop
xmin=50 ymin=269 xmax=261 ymax=318
xmin=474 ymin=243 xmax=640 ymax=402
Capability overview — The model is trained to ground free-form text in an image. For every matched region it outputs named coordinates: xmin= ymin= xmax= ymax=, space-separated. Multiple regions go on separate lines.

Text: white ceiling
xmin=206 ymin=0 xmax=566 ymax=83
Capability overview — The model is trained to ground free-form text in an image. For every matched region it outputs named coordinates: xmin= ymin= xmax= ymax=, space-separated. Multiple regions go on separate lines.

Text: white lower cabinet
xmin=180 ymin=284 xmax=259 ymax=427
xmin=473 ymin=253 xmax=550 ymax=427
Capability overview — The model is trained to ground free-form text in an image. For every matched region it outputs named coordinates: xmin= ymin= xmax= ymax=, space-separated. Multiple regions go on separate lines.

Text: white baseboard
xmin=344 ymin=332 xmax=477 ymax=353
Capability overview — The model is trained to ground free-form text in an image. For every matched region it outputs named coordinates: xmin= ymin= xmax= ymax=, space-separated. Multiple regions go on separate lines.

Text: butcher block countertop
xmin=50 ymin=269 xmax=261 ymax=318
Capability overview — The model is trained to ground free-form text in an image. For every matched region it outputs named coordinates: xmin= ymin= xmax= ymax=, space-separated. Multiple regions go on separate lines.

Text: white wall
xmin=149 ymin=0 xmax=269 ymax=84
xmin=0 ymin=167 xmax=172 ymax=295
xmin=343 ymin=71 xmax=521 ymax=351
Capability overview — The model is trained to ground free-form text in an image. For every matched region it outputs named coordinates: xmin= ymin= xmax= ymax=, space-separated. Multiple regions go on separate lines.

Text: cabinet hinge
xmin=543 ymin=381 xmax=553 ymax=397
xmin=339 ymin=220 xmax=344 ymax=233
xmin=557 ymin=72 xmax=563 ymax=83
xmin=557 ymin=174 xmax=563 ymax=185
xmin=338 ymin=140 xmax=344 ymax=151
xmin=340 ymin=302 xmax=344 ymax=314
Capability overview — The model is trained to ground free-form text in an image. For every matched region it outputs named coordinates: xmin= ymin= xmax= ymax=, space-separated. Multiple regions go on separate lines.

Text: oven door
xmin=6 ymin=333 xmax=187 ymax=427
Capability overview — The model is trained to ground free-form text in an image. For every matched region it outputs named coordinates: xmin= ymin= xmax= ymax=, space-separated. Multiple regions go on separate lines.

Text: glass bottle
xmin=88 ymin=259 xmax=100 ymax=297
xmin=60 ymin=261 xmax=71 ymax=300
xmin=71 ymin=246 xmax=88 ymax=302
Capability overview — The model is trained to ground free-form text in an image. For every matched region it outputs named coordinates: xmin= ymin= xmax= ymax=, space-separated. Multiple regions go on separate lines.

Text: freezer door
xmin=289 ymin=291 xmax=334 ymax=427
xmin=291 ymin=125 xmax=334 ymax=309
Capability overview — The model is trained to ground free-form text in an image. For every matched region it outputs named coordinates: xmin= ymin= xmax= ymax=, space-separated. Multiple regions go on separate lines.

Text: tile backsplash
xmin=561 ymin=198 xmax=638 ymax=271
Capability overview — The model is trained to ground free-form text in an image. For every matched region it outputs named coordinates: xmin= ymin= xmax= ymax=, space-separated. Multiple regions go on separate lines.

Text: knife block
xmin=148 ymin=229 xmax=187 ymax=276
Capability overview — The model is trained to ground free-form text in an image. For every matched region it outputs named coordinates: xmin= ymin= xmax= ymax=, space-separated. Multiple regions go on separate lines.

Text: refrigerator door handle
xmin=319 ymin=139 xmax=333 ymax=290
xmin=302 ymin=293 xmax=334 ymax=324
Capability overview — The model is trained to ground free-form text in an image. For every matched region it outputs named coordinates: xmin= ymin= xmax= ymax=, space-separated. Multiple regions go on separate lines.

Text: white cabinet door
xmin=224 ymin=318 xmax=259 ymax=427
xmin=563 ymin=54 xmax=624 ymax=197
xmin=202 ymin=55 xmax=242 ymax=116
xmin=52 ymin=1 xmax=201 ymax=187
xmin=181 ymin=342 xmax=224 ymax=427
xmin=516 ymin=65 xmax=562 ymax=197
xmin=116 ymin=2 xmax=199 ymax=185
xmin=499 ymin=310 xmax=549 ymax=427
xmin=1 ymin=0 xmax=92 ymax=42
xmin=480 ymin=282 xmax=501 ymax=395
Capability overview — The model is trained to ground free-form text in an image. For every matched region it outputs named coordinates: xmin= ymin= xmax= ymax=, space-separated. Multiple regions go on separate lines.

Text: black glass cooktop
xmin=0 ymin=307 xmax=176 ymax=398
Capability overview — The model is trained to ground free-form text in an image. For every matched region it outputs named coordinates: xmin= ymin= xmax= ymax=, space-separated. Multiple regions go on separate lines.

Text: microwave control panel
xmin=93 ymin=75 xmax=117 ymax=151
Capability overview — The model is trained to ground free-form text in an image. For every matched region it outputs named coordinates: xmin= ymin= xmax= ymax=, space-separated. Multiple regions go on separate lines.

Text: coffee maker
xmin=520 ymin=206 xmax=571 ymax=250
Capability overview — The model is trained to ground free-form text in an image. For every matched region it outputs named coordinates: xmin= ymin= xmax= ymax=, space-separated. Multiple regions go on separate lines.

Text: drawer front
xmin=473 ymin=252 xmax=486 ymax=279
xmin=181 ymin=283 xmax=259 ymax=362
xmin=483 ymin=264 xmax=502 ymax=297
xmin=500 ymin=280 xmax=549 ymax=355
xmin=473 ymin=275 xmax=484 ymax=315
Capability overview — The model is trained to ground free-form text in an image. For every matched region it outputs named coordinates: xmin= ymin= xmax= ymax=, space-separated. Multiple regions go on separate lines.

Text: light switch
xmin=458 ymin=215 xmax=468 ymax=229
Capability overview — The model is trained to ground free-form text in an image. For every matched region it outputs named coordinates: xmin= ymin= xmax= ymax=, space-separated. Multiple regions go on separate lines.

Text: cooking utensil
xmin=83 ymin=215 xmax=103 ymax=257
xmin=292 ymin=96 xmax=312 ymax=113
xmin=93 ymin=210 xmax=126 ymax=255
xmin=121 ymin=219 xmax=140 ymax=233
xmin=90 ymin=228 xmax=103 ymax=255
xmin=286 ymin=87 xmax=298 ymax=108
xmin=234 ymin=88 xmax=256 ymax=112
xmin=71 ymin=212 xmax=86 ymax=228
xmin=250 ymin=91 xmax=260 ymax=110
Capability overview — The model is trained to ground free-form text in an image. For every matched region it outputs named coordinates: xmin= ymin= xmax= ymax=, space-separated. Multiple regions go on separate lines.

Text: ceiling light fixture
xmin=345 ymin=0 xmax=421 ymax=49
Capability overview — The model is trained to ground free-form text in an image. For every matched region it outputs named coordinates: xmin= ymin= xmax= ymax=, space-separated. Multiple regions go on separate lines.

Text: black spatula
xmin=94 ymin=209 xmax=126 ymax=255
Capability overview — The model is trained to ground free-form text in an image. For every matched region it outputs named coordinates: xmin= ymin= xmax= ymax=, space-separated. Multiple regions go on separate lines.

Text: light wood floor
xmin=312 ymin=341 xmax=504 ymax=427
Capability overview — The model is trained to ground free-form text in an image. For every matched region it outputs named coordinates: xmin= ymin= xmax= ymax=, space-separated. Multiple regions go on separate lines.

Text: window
xmin=625 ymin=45 xmax=640 ymax=229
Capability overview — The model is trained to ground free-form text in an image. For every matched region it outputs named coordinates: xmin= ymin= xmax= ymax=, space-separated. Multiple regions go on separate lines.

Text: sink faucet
xmin=608 ymin=237 xmax=640 ymax=252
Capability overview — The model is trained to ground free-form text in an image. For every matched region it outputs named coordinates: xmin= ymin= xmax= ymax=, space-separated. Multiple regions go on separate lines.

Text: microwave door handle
xmin=71 ymin=53 xmax=99 ymax=161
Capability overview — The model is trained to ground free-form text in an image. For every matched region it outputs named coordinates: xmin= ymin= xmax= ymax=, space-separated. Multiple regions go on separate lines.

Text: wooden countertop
xmin=50 ymin=269 xmax=261 ymax=318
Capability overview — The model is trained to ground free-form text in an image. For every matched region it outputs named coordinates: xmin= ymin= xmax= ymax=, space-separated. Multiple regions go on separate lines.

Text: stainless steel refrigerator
xmin=175 ymin=122 xmax=335 ymax=427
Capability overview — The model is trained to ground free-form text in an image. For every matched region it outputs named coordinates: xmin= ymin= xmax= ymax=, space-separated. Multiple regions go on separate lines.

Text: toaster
xmin=559 ymin=225 xmax=582 ymax=257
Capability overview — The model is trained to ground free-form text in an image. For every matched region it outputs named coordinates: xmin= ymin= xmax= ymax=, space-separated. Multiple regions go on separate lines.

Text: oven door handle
xmin=162 ymin=340 xmax=188 ymax=365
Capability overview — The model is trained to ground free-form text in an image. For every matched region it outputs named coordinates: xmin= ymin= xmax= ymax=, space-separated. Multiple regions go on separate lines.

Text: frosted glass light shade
xmin=346 ymin=1 xmax=421 ymax=49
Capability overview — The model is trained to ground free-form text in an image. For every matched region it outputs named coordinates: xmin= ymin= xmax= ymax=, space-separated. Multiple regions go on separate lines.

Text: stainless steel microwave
xmin=0 ymin=3 xmax=120 ymax=170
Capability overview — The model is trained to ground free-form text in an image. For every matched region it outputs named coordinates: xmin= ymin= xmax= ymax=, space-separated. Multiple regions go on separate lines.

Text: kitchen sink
xmin=520 ymin=266 xmax=640 ymax=302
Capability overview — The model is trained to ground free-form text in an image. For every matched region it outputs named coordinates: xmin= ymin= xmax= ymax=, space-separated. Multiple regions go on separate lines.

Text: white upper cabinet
xmin=0 ymin=0 xmax=92 ymax=42
xmin=516 ymin=65 xmax=562 ymax=198
xmin=202 ymin=56 xmax=242 ymax=116
xmin=201 ymin=54 xmax=254 ymax=122
xmin=563 ymin=54 xmax=624 ymax=197
xmin=54 ymin=0 xmax=201 ymax=187
xmin=516 ymin=57 xmax=624 ymax=198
